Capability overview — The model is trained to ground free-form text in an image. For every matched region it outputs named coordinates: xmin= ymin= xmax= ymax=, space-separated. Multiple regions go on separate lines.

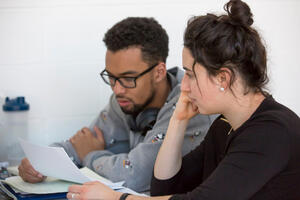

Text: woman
xmin=67 ymin=0 xmax=300 ymax=199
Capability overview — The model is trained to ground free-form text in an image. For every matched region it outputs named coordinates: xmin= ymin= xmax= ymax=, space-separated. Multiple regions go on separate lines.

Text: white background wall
xmin=0 ymin=0 xmax=299 ymax=163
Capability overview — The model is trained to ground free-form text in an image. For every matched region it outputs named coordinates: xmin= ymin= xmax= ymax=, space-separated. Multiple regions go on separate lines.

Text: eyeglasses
xmin=100 ymin=63 xmax=158 ymax=88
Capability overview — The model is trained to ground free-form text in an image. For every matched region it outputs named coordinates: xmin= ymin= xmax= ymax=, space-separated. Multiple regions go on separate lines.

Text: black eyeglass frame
xmin=100 ymin=63 xmax=158 ymax=89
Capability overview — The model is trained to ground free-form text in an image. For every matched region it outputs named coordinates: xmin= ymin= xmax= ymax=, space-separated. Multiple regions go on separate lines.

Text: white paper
xmin=3 ymin=176 xmax=71 ymax=194
xmin=1 ymin=167 xmax=126 ymax=194
xmin=78 ymin=167 xmax=125 ymax=190
xmin=19 ymin=138 xmax=90 ymax=184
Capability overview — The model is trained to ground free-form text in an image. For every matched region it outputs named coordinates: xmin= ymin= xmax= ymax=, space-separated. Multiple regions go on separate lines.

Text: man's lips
xmin=117 ymin=98 xmax=132 ymax=107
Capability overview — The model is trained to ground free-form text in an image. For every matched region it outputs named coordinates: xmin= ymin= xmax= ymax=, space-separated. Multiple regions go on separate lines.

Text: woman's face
xmin=181 ymin=47 xmax=221 ymax=115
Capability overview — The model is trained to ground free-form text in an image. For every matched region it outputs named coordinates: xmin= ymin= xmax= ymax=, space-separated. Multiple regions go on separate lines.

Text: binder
xmin=0 ymin=183 xmax=66 ymax=200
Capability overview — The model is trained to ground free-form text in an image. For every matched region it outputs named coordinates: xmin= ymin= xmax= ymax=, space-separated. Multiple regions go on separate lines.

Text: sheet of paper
xmin=3 ymin=176 xmax=71 ymax=194
xmin=19 ymin=139 xmax=90 ymax=184
xmin=19 ymin=139 xmax=125 ymax=190
xmin=79 ymin=167 xmax=125 ymax=190
xmin=1 ymin=167 xmax=125 ymax=194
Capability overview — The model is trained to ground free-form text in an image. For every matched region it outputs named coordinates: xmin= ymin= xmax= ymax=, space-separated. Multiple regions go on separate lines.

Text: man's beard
xmin=118 ymin=89 xmax=156 ymax=116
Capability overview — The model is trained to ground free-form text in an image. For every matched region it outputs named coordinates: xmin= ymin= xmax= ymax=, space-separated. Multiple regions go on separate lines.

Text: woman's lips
xmin=188 ymin=96 xmax=197 ymax=103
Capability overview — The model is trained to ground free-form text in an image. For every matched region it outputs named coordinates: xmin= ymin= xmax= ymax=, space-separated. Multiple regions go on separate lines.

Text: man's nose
xmin=112 ymin=80 xmax=126 ymax=94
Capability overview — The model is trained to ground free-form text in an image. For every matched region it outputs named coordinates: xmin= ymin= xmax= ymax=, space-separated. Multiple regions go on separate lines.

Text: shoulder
xmin=229 ymin=116 xmax=291 ymax=161
xmin=252 ymin=96 xmax=300 ymax=132
xmin=229 ymin=96 xmax=299 ymax=154
xmin=228 ymin=96 xmax=299 ymax=147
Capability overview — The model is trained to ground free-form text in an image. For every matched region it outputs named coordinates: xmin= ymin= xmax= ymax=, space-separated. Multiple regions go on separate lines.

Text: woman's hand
xmin=67 ymin=181 xmax=121 ymax=200
xmin=173 ymin=91 xmax=198 ymax=121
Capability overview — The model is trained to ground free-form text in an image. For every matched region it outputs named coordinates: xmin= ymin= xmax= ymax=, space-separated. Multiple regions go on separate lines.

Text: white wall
xmin=0 ymin=0 xmax=299 ymax=158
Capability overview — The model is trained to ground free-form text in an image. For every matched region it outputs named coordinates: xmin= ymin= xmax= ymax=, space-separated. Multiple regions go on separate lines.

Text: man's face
xmin=105 ymin=47 xmax=156 ymax=116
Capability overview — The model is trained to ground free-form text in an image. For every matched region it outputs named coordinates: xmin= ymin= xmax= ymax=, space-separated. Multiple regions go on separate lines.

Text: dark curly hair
xmin=103 ymin=17 xmax=169 ymax=65
xmin=184 ymin=0 xmax=268 ymax=95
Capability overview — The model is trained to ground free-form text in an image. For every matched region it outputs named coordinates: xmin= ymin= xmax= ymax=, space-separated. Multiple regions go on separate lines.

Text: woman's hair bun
xmin=224 ymin=0 xmax=253 ymax=27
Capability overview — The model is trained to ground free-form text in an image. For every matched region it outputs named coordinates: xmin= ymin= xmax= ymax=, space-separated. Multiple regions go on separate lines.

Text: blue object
xmin=0 ymin=167 xmax=10 ymax=180
xmin=1 ymin=183 xmax=67 ymax=200
xmin=2 ymin=97 xmax=30 ymax=112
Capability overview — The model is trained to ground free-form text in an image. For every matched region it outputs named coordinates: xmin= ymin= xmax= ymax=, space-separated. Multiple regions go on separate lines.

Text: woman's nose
xmin=180 ymin=74 xmax=190 ymax=92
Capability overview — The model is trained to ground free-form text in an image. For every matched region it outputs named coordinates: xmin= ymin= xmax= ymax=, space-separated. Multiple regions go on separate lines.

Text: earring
xmin=219 ymin=87 xmax=225 ymax=92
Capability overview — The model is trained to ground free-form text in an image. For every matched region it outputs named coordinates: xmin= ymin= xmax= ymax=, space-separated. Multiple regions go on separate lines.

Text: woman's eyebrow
xmin=183 ymin=66 xmax=192 ymax=71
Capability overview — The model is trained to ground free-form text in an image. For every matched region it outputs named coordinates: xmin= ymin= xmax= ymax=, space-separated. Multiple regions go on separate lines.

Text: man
xmin=18 ymin=17 xmax=214 ymax=192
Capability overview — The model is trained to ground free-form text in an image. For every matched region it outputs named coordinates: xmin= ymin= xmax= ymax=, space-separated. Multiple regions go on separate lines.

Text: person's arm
xmin=151 ymin=142 xmax=205 ymax=196
xmin=67 ymin=181 xmax=171 ymax=200
xmin=154 ymin=91 xmax=198 ymax=181
xmin=151 ymin=116 xmax=231 ymax=196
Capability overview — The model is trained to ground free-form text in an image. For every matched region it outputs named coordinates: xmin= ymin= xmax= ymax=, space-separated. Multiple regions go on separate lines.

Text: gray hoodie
xmin=52 ymin=67 xmax=215 ymax=192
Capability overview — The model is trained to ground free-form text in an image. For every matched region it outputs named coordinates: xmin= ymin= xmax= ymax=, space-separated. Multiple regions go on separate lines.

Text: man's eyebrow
xmin=105 ymin=69 xmax=138 ymax=76
xmin=119 ymin=71 xmax=138 ymax=76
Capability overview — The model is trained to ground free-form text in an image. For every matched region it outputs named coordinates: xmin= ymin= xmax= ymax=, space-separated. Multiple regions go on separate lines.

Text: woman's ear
xmin=154 ymin=62 xmax=167 ymax=83
xmin=216 ymin=67 xmax=232 ymax=92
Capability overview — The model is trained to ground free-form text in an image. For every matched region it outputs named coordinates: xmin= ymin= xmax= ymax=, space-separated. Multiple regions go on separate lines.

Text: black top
xmin=151 ymin=96 xmax=300 ymax=200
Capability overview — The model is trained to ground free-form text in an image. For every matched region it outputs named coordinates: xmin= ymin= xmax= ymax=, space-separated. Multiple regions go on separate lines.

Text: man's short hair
xmin=103 ymin=17 xmax=169 ymax=65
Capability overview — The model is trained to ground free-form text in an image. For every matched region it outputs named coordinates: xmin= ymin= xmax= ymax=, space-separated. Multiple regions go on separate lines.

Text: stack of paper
xmin=0 ymin=139 xmax=145 ymax=199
